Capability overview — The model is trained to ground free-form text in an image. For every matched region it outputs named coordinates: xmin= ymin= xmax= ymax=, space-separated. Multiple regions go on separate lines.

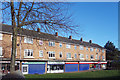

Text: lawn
xmin=25 ymin=70 xmax=120 ymax=79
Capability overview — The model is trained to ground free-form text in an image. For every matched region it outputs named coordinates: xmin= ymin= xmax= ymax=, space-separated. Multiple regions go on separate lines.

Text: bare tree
xmin=2 ymin=1 xmax=79 ymax=73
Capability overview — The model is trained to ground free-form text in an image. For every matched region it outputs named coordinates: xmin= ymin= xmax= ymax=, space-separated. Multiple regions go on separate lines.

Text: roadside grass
xmin=25 ymin=70 xmax=120 ymax=79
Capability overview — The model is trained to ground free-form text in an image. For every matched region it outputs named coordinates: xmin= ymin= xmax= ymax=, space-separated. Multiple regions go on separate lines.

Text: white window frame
xmin=74 ymin=45 xmax=77 ymax=49
xmin=39 ymin=40 xmax=43 ymax=45
xmin=11 ymin=35 xmax=13 ymax=41
xmin=86 ymin=54 xmax=88 ymax=59
xmin=102 ymin=49 xmax=104 ymax=53
xmin=48 ymin=51 xmax=55 ymax=58
xmin=80 ymin=45 xmax=84 ymax=50
xmin=11 ymin=48 xmax=17 ymax=56
xmin=49 ymin=41 xmax=55 ymax=46
xmin=24 ymin=49 xmax=34 ymax=58
xmin=24 ymin=37 xmax=33 ymax=44
xmin=99 ymin=49 xmax=101 ymax=52
xmin=95 ymin=54 xmax=98 ymax=59
xmin=66 ymin=44 xmax=71 ymax=48
xmin=95 ymin=48 xmax=97 ymax=52
xmin=59 ymin=43 xmax=62 ymax=47
xmin=86 ymin=47 xmax=88 ymax=51
xmin=59 ymin=52 xmax=62 ymax=58
xmin=80 ymin=54 xmax=84 ymax=60
xmin=91 ymin=55 xmax=94 ymax=60
xmin=39 ymin=50 xmax=43 ymax=57
xmin=102 ymin=56 xmax=105 ymax=60
xmin=66 ymin=53 xmax=71 ymax=59
xmin=0 ymin=47 xmax=3 ymax=57
xmin=74 ymin=53 xmax=77 ymax=58
xmin=0 ymin=33 xmax=3 ymax=40
xmin=99 ymin=56 xmax=101 ymax=60
xmin=90 ymin=47 xmax=93 ymax=51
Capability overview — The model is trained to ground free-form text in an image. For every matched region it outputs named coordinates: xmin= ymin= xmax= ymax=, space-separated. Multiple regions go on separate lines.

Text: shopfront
xmin=47 ymin=61 xmax=65 ymax=73
xmin=22 ymin=62 xmax=46 ymax=74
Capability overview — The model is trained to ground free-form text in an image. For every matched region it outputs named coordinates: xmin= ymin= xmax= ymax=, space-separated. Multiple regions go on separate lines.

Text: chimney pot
xmin=89 ymin=40 xmax=92 ymax=43
xmin=37 ymin=28 xmax=40 ymax=32
xmin=69 ymin=35 xmax=72 ymax=39
xmin=55 ymin=32 xmax=58 ymax=36
xmin=80 ymin=37 xmax=83 ymax=42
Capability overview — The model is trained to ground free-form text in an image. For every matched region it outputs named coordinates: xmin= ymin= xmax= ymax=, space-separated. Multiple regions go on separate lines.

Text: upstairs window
xmin=80 ymin=54 xmax=84 ymax=59
xmin=74 ymin=53 xmax=77 ymax=58
xmin=11 ymin=48 xmax=17 ymax=56
xmin=80 ymin=45 xmax=84 ymax=50
xmin=11 ymin=35 xmax=13 ymax=41
xmin=39 ymin=40 xmax=43 ymax=45
xmin=0 ymin=47 xmax=2 ymax=56
xmin=74 ymin=45 xmax=77 ymax=49
xmin=91 ymin=55 xmax=94 ymax=60
xmin=24 ymin=49 xmax=33 ymax=57
xmin=59 ymin=52 xmax=62 ymax=58
xmin=0 ymin=33 xmax=3 ymax=40
xmin=90 ymin=47 xmax=93 ymax=51
xmin=67 ymin=53 xmax=71 ymax=59
xmin=86 ymin=54 xmax=88 ymax=59
xmin=102 ymin=49 xmax=104 ymax=53
xmin=39 ymin=50 xmax=43 ymax=57
xmin=102 ymin=56 xmax=105 ymax=60
xmin=95 ymin=48 xmax=97 ymax=52
xmin=99 ymin=56 xmax=101 ymax=60
xmin=95 ymin=55 xmax=98 ymax=59
xmin=86 ymin=47 xmax=88 ymax=51
xmin=48 ymin=51 xmax=55 ymax=58
xmin=59 ymin=43 xmax=62 ymax=47
xmin=99 ymin=49 xmax=101 ymax=52
xmin=66 ymin=44 xmax=71 ymax=48
xmin=24 ymin=37 xmax=33 ymax=44
xmin=49 ymin=41 xmax=55 ymax=46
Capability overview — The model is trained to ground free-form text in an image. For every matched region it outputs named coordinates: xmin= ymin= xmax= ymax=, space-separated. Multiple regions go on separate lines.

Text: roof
xmin=0 ymin=24 xmax=104 ymax=49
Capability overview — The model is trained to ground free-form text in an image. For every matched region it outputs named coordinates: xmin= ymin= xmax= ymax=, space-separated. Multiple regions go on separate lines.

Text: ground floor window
xmin=47 ymin=65 xmax=64 ymax=71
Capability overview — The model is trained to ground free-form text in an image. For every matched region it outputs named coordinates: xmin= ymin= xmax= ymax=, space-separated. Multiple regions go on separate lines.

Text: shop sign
xmin=22 ymin=62 xmax=46 ymax=64
xmin=48 ymin=62 xmax=65 ymax=64
xmin=0 ymin=61 xmax=20 ymax=63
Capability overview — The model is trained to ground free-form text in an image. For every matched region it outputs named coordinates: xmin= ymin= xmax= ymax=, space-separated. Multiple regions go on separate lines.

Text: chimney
xmin=37 ymin=28 xmax=40 ymax=32
xmin=80 ymin=37 xmax=83 ymax=42
xmin=89 ymin=40 xmax=92 ymax=43
xmin=69 ymin=35 xmax=72 ymax=39
xmin=55 ymin=32 xmax=58 ymax=36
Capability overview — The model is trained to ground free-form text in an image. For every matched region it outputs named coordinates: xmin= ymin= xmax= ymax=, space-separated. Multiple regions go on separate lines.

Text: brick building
xmin=0 ymin=24 xmax=107 ymax=74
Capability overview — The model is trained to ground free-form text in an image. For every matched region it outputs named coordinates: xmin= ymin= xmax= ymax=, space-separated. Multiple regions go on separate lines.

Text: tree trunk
xmin=10 ymin=1 xmax=17 ymax=73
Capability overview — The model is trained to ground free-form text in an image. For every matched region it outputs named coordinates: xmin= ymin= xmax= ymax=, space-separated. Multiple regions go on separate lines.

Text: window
xmin=11 ymin=35 xmax=13 ymax=41
xmin=66 ymin=44 xmax=71 ymax=48
xmin=48 ymin=51 xmax=55 ymax=58
xmin=95 ymin=55 xmax=98 ymax=59
xmin=39 ymin=40 xmax=43 ymax=45
xmin=99 ymin=49 xmax=101 ymax=52
xmin=90 ymin=47 xmax=93 ymax=51
xmin=59 ymin=43 xmax=62 ymax=47
xmin=11 ymin=48 xmax=17 ymax=56
xmin=49 ymin=41 xmax=55 ymax=46
xmin=24 ymin=49 xmax=33 ymax=58
xmin=59 ymin=52 xmax=62 ymax=58
xmin=24 ymin=37 xmax=33 ymax=44
xmin=74 ymin=45 xmax=77 ymax=49
xmin=80 ymin=45 xmax=84 ymax=50
xmin=99 ymin=56 xmax=101 ymax=60
xmin=39 ymin=50 xmax=43 ymax=57
xmin=0 ymin=33 xmax=3 ymax=40
xmin=74 ymin=53 xmax=77 ymax=58
xmin=102 ymin=56 xmax=105 ymax=60
xmin=80 ymin=54 xmax=84 ymax=60
xmin=102 ymin=49 xmax=104 ymax=53
xmin=0 ymin=47 xmax=2 ymax=56
xmin=86 ymin=54 xmax=88 ymax=59
xmin=86 ymin=47 xmax=88 ymax=51
xmin=67 ymin=53 xmax=71 ymax=59
xmin=91 ymin=55 xmax=94 ymax=60
xmin=95 ymin=48 xmax=97 ymax=52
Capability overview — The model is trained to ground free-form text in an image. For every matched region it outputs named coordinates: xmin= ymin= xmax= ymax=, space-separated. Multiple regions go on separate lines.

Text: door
xmin=22 ymin=65 xmax=28 ymax=74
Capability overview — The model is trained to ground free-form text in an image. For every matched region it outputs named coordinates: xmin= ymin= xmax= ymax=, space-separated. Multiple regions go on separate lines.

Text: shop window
xmin=0 ymin=33 xmax=3 ymax=40
xmin=0 ymin=47 xmax=2 ymax=56
xmin=59 ymin=52 xmax=62 ymax=58
xmin=48 ymin=51 xmax=55 ymax=58
xmin=59 ymin=43 xmax=62 ymax=47
xmin=66 ymin=44 xmax=71 ymax=48
xmin=39 ymin=50 xmax=43 ymax=57
xmin=67 ymin=53 xmax=71 ymax=59
xmin=80 ymin=45 xmax=84 ymax=50
xmin=24 ymin=37 xmax=33 ymax=44
xmin=24 ymin=49 xmax=33 ymax=58
xmin=49 ymin=41 xmax=55 ymax=46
